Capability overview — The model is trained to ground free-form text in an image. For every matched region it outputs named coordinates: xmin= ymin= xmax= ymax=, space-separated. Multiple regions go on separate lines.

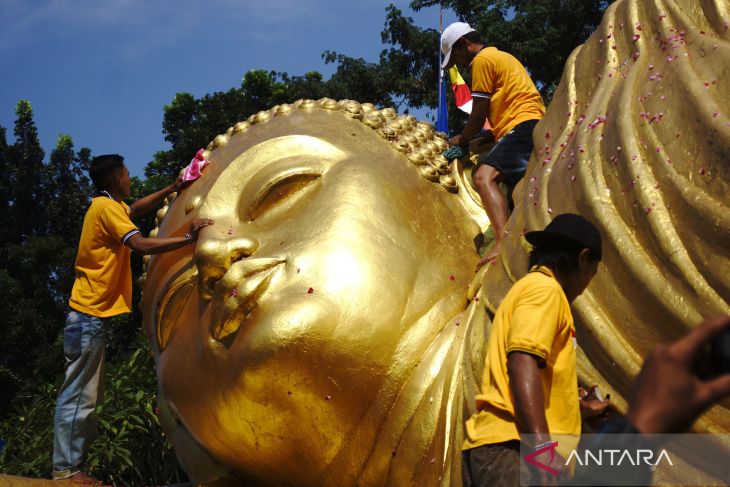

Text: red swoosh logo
xmin=525 ymin=441 xmax=559 ymax=476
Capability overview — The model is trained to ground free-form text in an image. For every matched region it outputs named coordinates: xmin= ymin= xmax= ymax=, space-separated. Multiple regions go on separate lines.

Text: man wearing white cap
xmin=441 ymin=22 xmax=545 ymax=268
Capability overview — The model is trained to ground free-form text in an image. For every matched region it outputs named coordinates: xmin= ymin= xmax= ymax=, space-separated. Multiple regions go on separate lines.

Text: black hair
xmin=89 ymin=154 xmax=125 ymax=192
xmin=461 ymin=31 xmax=483 ymax=45
xmin=528 ymin=243 xmax=599 ymax=277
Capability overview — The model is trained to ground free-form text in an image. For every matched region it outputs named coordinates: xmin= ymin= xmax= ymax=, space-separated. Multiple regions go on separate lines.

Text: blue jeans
xmin=52 ymin=310 xmax=108 ymax=477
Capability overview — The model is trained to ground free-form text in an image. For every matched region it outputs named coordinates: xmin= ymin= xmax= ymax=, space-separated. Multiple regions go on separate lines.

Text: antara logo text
xmin=525 ymin=441 xmax=674 ymax=476
xmin=566 ymin=448 xmax=673 ymax=469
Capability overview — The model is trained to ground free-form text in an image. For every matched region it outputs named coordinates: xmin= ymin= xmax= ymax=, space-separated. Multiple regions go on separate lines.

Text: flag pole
xmin=439 ymin=6 xmax=443 ymax=103
xmin=436 ymin=4 xmax=449 ymax=134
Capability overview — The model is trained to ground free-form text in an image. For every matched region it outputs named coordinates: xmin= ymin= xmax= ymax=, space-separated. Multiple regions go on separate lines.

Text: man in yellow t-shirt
xmin=53 ymin=154 xmax=213 ymax=484
xmin=441 ymin=22 xmax=545 ymax=268
xmin=462 ymin=214 xmax=607 ymax=487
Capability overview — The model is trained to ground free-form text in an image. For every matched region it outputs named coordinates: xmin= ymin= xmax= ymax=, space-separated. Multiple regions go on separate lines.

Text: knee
xmin=473 ymin=165 xmax=500 ymax=189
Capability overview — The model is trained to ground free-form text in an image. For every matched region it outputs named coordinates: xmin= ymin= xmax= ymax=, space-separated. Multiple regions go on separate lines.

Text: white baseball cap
xmin=441 ymin=22 xmax=476 ymax=68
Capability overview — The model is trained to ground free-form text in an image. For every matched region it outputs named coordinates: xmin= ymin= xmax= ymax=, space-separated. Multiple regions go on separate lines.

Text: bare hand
xmin=448 ymin=134 xmax=464 ymax=147
xmin=627 ymin=315 xmax=730 ymax=434
xmin=170 ymin=176 xmax=193 ymax=193
xmin=579 ymin=385 xmax=612 ymax=418
xmin=189 ymin=218 xmax=214 ymax=240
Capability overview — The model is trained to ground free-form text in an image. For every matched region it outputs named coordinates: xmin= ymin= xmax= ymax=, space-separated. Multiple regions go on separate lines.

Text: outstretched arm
xmin=129 ymin=177 xmax=190 ymax=220
xmin=125 ymin=218 xmax=213 ymax=255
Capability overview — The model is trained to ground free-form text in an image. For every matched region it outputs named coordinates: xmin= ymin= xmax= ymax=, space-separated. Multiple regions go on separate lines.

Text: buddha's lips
xmin=209 ymin=258 xmax=285 ymax=341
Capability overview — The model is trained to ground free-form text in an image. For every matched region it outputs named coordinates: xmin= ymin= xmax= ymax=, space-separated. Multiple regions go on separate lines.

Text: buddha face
xmin=143 ymin=102 xmax=482 ymax=484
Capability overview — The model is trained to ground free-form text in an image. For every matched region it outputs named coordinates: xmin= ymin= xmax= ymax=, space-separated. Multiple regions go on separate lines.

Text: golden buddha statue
xmin=139 ymin=0 xmax=729 ymax=484
xmin=141 ymin=99 xmax=491 ymax=485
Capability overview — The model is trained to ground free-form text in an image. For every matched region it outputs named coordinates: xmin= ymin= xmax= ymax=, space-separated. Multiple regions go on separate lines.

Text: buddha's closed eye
xmin=249 ymin=172 xmax=321 ymax=221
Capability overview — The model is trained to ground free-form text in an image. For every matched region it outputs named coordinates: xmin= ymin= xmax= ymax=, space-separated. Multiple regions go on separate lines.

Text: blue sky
xmin=1 ymin=0 xmax=457 ymax=177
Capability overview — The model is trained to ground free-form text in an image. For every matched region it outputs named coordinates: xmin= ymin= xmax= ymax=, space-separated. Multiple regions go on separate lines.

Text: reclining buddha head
xmin=141 ymin=98 xmax=487 ymax=485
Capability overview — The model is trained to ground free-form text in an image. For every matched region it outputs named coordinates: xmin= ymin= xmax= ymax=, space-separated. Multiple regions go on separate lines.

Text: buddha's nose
xmin=194 ymin=235 xmax=259 ymax=300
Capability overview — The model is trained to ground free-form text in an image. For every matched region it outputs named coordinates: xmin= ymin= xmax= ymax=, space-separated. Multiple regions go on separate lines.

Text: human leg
xmin=473 ymin=163 xmax=509 ymax=268
xmin=53 ymin=310 xmax=107 ymax=478
xmin=473 ymin=119 xmax=538 ymax=268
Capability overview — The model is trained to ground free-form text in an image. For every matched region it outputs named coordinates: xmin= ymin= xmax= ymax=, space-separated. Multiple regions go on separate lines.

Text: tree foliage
xmin=411 ymin=0 xmax=615 ymax=98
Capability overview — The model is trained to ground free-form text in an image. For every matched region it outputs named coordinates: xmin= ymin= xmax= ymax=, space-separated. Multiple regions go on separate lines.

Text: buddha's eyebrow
xmin=201 ymin=135 xmax=346 ymax=219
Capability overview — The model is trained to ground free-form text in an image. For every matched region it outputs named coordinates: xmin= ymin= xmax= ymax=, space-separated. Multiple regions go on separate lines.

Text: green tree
xmin=410 ymin=0 xmax=615 ymax=98
xmin=146 ymin=70 xmax=333 ymax=181
xmin=0 ymin=126 xmax=10 ymax=247
xmin=46 ymin=135 xmax=91 ymax=241
xmin=6 ymin=101 xmax=46 ymax=240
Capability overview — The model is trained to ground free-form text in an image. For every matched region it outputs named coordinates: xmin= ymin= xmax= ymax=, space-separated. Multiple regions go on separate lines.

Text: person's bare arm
xmin=129 ymin=177 xmax=190 ymax=220
xmin=125 ymin=218 xmax=213 ymax=255
xmin=508 ymin=351 xmax=551 ymax=445
xmin=449 ymin=97 xmax=490 ymax=148
xmin=509 ymin=351 xmax=567 ymax=485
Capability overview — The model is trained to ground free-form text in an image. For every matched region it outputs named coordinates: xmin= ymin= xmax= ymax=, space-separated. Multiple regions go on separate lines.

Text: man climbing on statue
xmin=441 ymin=22 xmax=545 ymax=268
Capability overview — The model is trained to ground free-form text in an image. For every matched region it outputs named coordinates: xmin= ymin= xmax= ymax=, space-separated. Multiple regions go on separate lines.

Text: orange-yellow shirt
xmin=69 ymin=195 xmax=140 ymax=318
xmin=471 ymin=47 xmax=545 ymax=141
xmin=463 ymin=266 xmax=580 ymax=451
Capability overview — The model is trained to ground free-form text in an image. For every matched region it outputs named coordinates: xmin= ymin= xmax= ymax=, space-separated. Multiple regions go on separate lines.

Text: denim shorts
xmin=477 ymin=119 xmax=539 ymax=186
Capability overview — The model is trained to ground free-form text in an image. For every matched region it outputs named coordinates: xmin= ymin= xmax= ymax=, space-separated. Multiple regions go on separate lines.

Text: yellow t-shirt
xmin=463 ymin=266 xmax=580 ymax=450
xmin=69 ymin=195 xmax=140 ymax=318
xmin=471 ymin=46 xmax=545 ymax=141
